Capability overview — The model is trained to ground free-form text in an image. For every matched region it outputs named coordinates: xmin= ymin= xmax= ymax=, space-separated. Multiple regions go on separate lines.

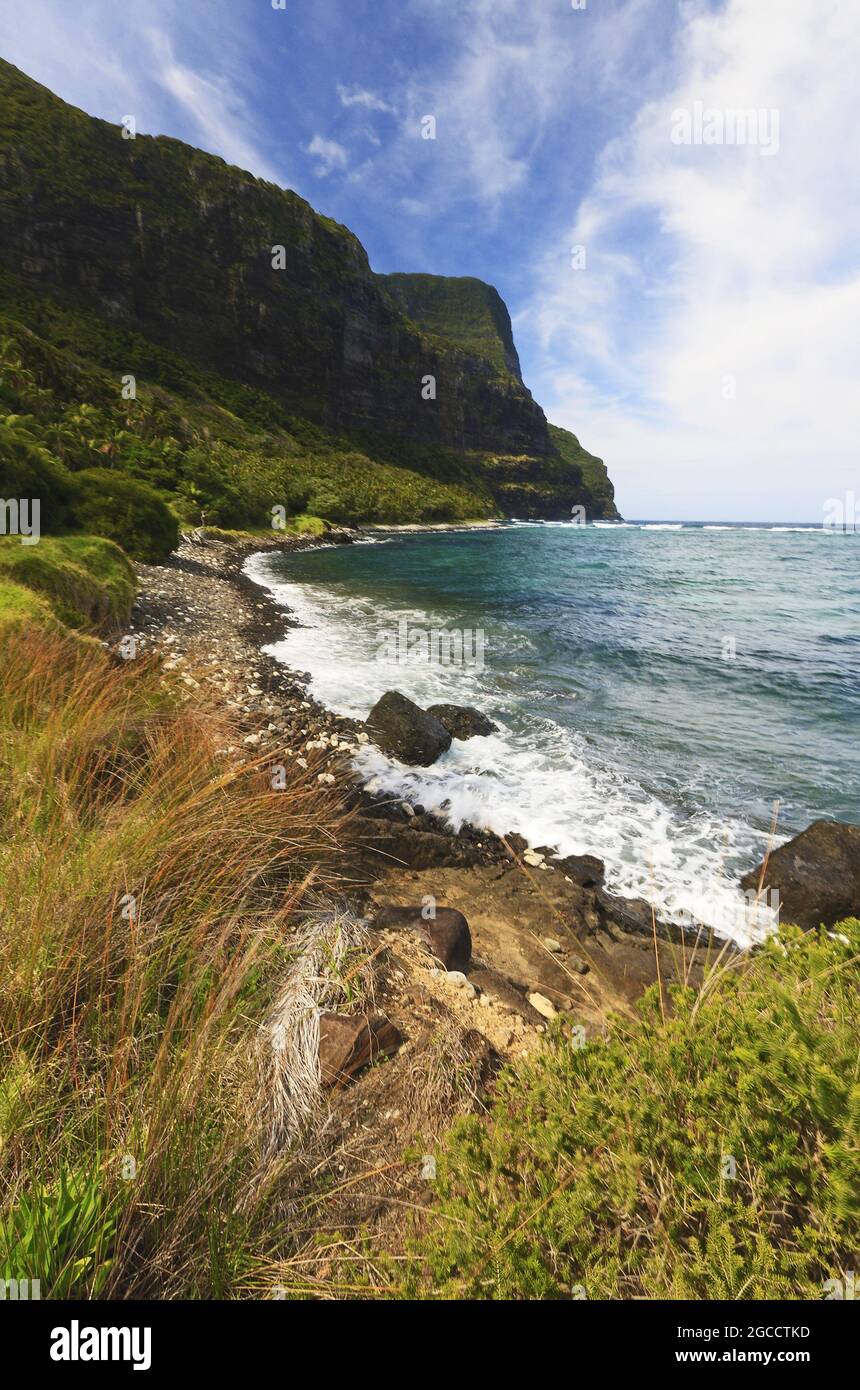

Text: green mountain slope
xmin=381 ymin=273 xmax=523 ymax=381
xmin=0 ymin=58 xmax=619 ymax=529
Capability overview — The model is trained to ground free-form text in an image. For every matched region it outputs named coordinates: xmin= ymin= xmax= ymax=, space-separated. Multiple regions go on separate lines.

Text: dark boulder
xmin=740 ymin=819 xmax=860 ymax=930
xmin=318 ymin=1012 xmax=403 ymax=1088
xmin=426 ymin=703 xmax=498 ymax=740
xmin=365 ymin=690 xmax=452 ymax=766
xmin=553 ymin=853 xmax=606 ymax=888
xmin=352 ymin=816 xmax=476 ymax=872
xmin=374 ymin=903 xmax=472 ymax=972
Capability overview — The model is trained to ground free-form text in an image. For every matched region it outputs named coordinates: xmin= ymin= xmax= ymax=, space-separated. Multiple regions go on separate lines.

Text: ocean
xmin=245 ymin=521 xmax=859 ymax=944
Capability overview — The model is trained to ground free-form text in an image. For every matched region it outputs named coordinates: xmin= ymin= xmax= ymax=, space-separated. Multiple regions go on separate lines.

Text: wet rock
xmin=426 ymin=703 xmax=498 ymax=740
xmin=318 ymin=1012 xmax=403 ymax=1088
xmin=596 ymin=891 xmax=658 ymax=937
xmin=553 ymin=853 xmax=606 ymax=888
xmin=374 ymin=904 xmax=472 ymax=972
xmin=353 ymin=816 xmax=478 ymax=872
xmin=740 ymin=819 xmax=860 ymax=930
xmin=365 ymin=691 xmax=452 ymax=766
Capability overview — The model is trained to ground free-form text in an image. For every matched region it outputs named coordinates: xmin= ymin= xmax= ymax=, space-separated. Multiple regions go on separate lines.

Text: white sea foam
xmin=245 ymin=550 xmax=777 ymax=945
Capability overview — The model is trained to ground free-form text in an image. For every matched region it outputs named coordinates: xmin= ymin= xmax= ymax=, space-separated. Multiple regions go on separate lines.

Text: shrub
xmin=72 ymin=468 xmax=179 ymax=561
xmin=0 ymin=421 xmax=79 ymax=531
xmin=411 ymin=924 xmax=860 ymax=1300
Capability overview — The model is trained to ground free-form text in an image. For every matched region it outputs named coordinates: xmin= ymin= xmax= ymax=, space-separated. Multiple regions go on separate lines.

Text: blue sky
xmin=1 ymin=0 xmax=858 ymax=520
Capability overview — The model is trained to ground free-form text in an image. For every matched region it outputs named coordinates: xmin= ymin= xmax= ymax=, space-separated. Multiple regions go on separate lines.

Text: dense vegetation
xmin=382 ymin=273 xmax=524 ymax=381
xmin=0 ymin=533 xmax=136 ymax=630
xmin=0 ymin=56 xmax=618 ymax=538
xmin=411 ymin=928 xmax=860 ymax=1299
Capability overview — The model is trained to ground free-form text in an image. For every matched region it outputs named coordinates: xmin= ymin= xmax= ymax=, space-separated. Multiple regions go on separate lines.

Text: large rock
xmin=374 ymin=904 xmax=472 ymax=972
xmin=365 ymin=691 xmax=452 ymax=766
xmin=740 ymin=820 xmax=860 ymax=930
xmin=352 ymin=816 xmax=476 ymax=872
xmin=426 ymin=704 xmax=498 ymax=740
xmin=553 ymin=852 xmax=606 ymax=888
xmin=318 ymin=1012 xmax=403 ymax=1088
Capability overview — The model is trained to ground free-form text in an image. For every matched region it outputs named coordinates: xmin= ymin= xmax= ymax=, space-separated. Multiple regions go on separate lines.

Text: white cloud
xmin=524 ymin=0 xmax=860 ymax=520
xmin=337 ymin=84 xmax=393 ymax=114
xmin=304 ymin=134 xmax=350 ymax=178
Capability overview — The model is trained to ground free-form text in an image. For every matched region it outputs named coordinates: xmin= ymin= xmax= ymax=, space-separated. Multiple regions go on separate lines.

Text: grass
xmin=0 ymin=575 xmax=60 ymax=632
xmin=407 ymin=924 xmax=860 ymax=1300
xmin=0 ymin=621 xmax=354 ymax=1298
xmin=0 ymin=534 xmax=136 ymax=630
xmin=0 ymin=611 xmax=855 ymax=1301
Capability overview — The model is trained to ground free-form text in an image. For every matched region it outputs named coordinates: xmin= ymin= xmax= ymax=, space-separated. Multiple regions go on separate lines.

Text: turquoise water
xmin=246 ymin=522 xmax=859 ymax=941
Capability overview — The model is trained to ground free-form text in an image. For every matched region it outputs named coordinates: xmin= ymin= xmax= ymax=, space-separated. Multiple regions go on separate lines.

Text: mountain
xmin=0 ymin=58 xmax=619 ymax=527
xmin=380 ymin=273 xmax=524 ymax=381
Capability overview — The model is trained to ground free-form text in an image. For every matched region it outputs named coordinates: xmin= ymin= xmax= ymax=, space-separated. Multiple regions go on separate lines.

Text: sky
xmin=1 ymin=0 xmax=858 ymax=521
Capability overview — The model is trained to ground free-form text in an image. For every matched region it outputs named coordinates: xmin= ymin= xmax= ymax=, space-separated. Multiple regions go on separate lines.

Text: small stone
xmin=523 ymin=850 xmax=545 ymax=867
xmin=527 ymin=992 xmax=558 ymax=1021
xmin=437 ymin=970 xmax=477 ymax=1000
xmin=542 ymin=938 xmax=563 ymax=954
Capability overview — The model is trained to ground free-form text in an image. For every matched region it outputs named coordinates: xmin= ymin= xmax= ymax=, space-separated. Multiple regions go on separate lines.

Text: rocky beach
xmin=126 ymin=527 xmax=725 ymax=1042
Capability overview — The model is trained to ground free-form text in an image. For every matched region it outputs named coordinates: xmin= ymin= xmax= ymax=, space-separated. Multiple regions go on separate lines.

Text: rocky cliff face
xmin=380 ymin=273 xmax=524 ymax=381
xmin=0 ymin=58 xmax=619 ymax=519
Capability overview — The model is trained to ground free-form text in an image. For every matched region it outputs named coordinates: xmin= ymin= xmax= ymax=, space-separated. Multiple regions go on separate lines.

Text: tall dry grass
xmin=0 ymin=624 xmax=353 ymax=1297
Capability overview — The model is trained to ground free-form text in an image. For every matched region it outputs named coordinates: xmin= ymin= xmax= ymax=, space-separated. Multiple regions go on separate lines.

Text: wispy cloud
xmin=337 ymin=83 xmax=393 ymax=113
xmin=523 ymin=0 xmax=860 ymax=519
xmin=146 ymin=28 xmax=285 ymax=184
xmin=0 ymin=0 xmax=298 ymax=191
xmin=304 ymin=134 xmax=350 ymax=177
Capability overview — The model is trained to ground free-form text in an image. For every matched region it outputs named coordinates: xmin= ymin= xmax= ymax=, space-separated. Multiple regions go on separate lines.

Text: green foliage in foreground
xmin=0 ymin=1168 xmax=118 ymax=1299
xmin=412 ymin=924 xmax=860 ymax=1300
xmin=0 ymin=533 xmax=136 ymax=630
xmin=0 ymin=576 xmax=59 ymax=633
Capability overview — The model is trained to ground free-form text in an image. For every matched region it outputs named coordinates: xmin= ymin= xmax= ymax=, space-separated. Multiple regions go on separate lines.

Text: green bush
xmin=73 ymin=468 xmax=179 ymax=562
xmin=0 ymin=421 xmax=79 ymax=531
xmin=412 ymin=923 xmax=860 ymax=1300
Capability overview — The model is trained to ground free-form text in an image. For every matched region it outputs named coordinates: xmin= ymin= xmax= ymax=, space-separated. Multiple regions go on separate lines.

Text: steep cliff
xmin=0 ymin=58 xmax=619 ymax=524
xmin=380 ymin=273 xmax=524 ymax=382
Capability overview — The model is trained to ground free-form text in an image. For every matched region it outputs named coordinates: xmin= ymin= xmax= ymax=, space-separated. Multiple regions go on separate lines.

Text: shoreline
xmin=125 ymin=529 xmax=729 ymax=1014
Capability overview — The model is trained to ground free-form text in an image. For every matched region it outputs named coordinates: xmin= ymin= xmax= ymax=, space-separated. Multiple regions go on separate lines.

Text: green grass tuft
xmin=0 ymin=534 xmax=136 ymax=630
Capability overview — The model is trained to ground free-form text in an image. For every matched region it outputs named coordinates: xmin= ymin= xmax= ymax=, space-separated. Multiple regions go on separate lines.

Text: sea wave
xmin=244 ymin=549 xmax=778 ymax=945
